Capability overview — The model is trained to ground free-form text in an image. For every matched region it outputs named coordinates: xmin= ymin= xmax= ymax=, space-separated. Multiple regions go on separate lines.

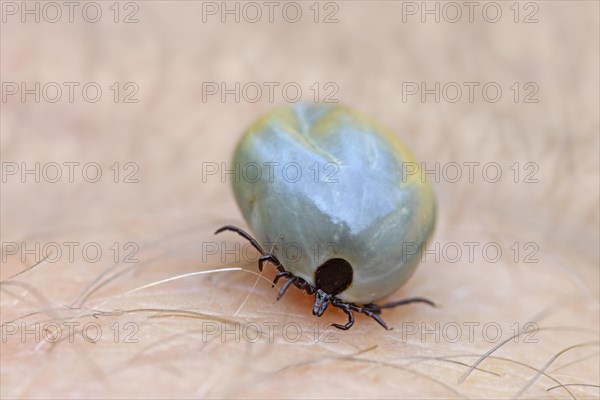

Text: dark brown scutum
xmin=314 ymin=258 xmax=353 ymax=295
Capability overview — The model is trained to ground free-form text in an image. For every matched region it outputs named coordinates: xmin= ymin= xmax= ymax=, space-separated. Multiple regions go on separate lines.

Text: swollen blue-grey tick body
xmin=216 ymin=104 xmax=436 ymax=330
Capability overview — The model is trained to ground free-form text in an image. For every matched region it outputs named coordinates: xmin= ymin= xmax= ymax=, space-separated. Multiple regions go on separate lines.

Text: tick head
xmin=312 ymin=289 xmax=331 ymax=317
xmin=312 ymin=257 xmax=353 ymax=317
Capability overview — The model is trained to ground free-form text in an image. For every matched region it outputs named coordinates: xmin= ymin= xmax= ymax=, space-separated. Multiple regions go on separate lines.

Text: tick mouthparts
xmin=312 ymin=290 xmax=330 ymax=317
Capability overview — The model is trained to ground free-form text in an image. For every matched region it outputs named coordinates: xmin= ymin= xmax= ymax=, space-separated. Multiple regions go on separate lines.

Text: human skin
xmin=1 ymin=2 xmax=598 ymax=399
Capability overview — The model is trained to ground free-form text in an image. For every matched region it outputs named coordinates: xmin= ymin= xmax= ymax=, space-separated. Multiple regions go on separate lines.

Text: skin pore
xmin=1 ymin=2 xmax=598 ymax=399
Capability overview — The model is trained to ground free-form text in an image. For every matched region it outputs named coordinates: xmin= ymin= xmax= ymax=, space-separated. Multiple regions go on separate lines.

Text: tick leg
xmin=354 ymin=297 xmax=435 ymax=330
xmin=259 ymin=253 xmax=284 ymax=272
xmin=357 ymin=307 xmax=391 ymax=330
xmin=304 ymin=285 xmax=316 ymax=295
xmin=293 ymin=278 xmax=314 ymax=294
xmin=214 ymin=225 xmax=317 ymax=304
xmin=331 ymin=304 xmax=355 ymax=330
xmin=216 ymin=225 xmax=285 ymax=273
xmin=276 ymin=277 xmax=297 ymax=301
xmin=215 ymin=225 xmax=265 ymax=254
xmin=377 ymin=297 xmax=436 ymax=310
xmin=272 ymin=270 xmax=292 ymax=287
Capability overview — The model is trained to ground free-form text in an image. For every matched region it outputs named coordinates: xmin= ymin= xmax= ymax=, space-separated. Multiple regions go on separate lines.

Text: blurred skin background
xmin=1 ymin=1 xmax=598 ymax=398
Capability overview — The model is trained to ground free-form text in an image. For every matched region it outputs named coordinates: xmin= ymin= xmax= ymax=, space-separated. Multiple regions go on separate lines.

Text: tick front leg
xmin=215 ymin=225 xmax=286 ymax=273
xmin=215 ymin=225 xmax=265 ymax=254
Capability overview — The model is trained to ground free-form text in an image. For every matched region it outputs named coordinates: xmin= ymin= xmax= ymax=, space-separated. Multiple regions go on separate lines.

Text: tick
xmin=216 ymin=104 xmax=436 ymax=330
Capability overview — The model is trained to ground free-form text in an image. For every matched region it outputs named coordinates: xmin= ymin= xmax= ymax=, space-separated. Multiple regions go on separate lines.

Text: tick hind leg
xmin=374 ymin=297 xmax=436 ymax=310
xmin=362 ymin=297 xmax=436 ymax=330
xmin=330 ymin=297 xmax=436 ymax=330
xmin=342 ymin=303 xmax=391 ymax=330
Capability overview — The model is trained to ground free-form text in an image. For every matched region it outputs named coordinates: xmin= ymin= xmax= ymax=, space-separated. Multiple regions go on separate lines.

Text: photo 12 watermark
xmin=201 ymin=161 xmax=339 ymax=184
xmin=400 ymin=241 xmax=540 ymax=264
xmin=1 ymin=1 xmax=140 ymax=23
xmin=400 ymin=2 xmax=540 ymax=24
xmin=200 ymin=321 xmax=339 ymax=343
xmin=201 ymin=81 xmax=339 ymax=103
xmin=201 ymin=1 xmax=340 ymax=23
xmin=2 ymin=321 xmax=140 ymax=344
xmin=401 ymin=82 xmax=540 ymax=104
xmin=1 ymin=82 xmax=140 ymax=104
xmin=401 ymin=161 xmax=540 ymax=184
xmin=1 ymin=162 xmax=140 ymax=184
xmin=399 ymin=321 xmax=540 ymax=344
xmin=2 ymin=241 xmax=140 ymax=264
